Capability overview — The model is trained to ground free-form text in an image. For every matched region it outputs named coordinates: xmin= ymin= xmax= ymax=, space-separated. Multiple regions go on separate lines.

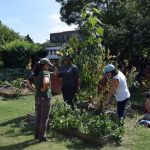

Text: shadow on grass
xmin=0 ymin=116 xmax=34 ymax=137
xmin=66 ymin=140 xmax=102 ymax=150
xmin=0 ymin=139 xmax=39 ymax=150
xmin=0 ymin=116 xmax=26 ymax=127
xmin=0 ymin=95 xmax=21 ymax=101
xmin=0 ymin=94 xmax=33 ymax=101
xmin=49 ymin=131 xmax=103 ymax=150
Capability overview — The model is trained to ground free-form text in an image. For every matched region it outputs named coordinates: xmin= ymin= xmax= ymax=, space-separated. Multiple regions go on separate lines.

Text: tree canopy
xmin=0 ymin=21 xmax=21 ymax=45
xmin=0 ymin=21 xmax=47 ymax=68
xmin=56 ymin=0 xmax=150 ymax=68
xmin=56 ymin=0 xmax=129 ymax=26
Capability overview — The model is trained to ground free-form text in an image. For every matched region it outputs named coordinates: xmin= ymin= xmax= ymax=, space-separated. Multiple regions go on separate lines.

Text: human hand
xmin=40 ymin=86 xmax=48 ymax=92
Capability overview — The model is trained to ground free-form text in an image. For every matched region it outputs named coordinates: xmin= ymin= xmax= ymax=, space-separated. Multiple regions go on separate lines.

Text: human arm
xmin=40 ymin=77 xmax=50 ymax=92
xmin=26 ymin=80 xmax=36 ymax=92
xmin=103 ymin=79 xmax=119 ymax=105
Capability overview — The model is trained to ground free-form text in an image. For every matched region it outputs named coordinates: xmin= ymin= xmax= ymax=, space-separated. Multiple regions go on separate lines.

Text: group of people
xmin=27 ymin=55 xmax=148 ymax=142
xmin=26 ymin=55 xmax=80 ymax=142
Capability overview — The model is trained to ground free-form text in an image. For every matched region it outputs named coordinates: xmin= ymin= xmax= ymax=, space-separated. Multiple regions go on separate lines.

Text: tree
xmin=25 ymin=34 xmax=34 ymax=43
xmin=56 ymin=0 xmax=129 ymax=26
xmin=0 ymin=21 xmax=49 ymax=68
xmin=0 ymin=21 xmax=21 ymax=45
xmin=58 ymin=3 xmax=107 ymax=92
xmin=55 ymin=0 xmax=85 ymax=25
xmin=104 ymin=0 xmax=150 ymax=60
xmin=56 ymin=0 xmax=150 ymax=72
xmin=1 ymin=39 xmax=48 ymax=68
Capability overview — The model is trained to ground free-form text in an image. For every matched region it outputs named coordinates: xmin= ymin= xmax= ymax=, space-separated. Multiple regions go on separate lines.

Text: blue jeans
xmin=117 ymin=98 xmax=129 ymax=119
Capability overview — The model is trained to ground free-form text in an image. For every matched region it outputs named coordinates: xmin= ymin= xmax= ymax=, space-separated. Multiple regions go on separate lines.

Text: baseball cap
xmin=103 ymin=64 xmax=115 ymax=74
xmin=39 ymin=58 xmax=53 ymax=66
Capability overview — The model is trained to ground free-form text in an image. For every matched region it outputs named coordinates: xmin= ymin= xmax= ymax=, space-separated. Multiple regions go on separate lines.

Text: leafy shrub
xmin=50 ymin=101 xmax=81 ymax=130
xmin=0 ymin=68 xmax=31 ymax=82
xmin=0 ymin=80 xmax=12 ymax=87
xmin=0 ymin=22 xmax=21 ymax=45
xmin=50 ymin=101 xmax=124 ymax=144
xmin=1 ymin=40 xmax=40 ymax=68
xmin=11 ymin=78 xmax=26 ymax=89
xmin=0 ymin=68 xmax=31 ymax=89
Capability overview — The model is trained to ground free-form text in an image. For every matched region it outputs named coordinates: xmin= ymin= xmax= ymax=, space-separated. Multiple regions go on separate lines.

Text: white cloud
xmin=47 ymin=14 xmax=77 ymax=33
xmin=31 ymin=14 xmax=78 ymax=43
xmin=48 ymin=14 xmax=60 ymax=24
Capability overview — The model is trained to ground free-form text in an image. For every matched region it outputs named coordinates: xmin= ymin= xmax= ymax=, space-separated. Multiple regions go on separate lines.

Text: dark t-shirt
xmin=59 ymin=64 xmax=79 ymax=88
xmin=28 ymin=70 xmax=51 ymax=99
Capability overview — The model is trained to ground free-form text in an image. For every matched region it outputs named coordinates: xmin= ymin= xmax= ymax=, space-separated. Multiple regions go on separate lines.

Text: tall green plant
xmin=78 ymin=4 xmax=108 ymax=98
xmin=57 ymin=4 xmax=109 ymax=106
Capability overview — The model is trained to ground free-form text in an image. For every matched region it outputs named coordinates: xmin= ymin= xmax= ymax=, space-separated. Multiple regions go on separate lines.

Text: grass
xmin=0 ymin=95 xmax=150 ymax=150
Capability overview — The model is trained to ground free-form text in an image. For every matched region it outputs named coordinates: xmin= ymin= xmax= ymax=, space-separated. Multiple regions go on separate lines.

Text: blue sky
xmin=0 ymin=0 xmax=77 ymax=43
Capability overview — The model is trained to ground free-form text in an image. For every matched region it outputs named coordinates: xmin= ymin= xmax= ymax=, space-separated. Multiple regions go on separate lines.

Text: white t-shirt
xmin=113 ymin=71 xmax=130 ymax=101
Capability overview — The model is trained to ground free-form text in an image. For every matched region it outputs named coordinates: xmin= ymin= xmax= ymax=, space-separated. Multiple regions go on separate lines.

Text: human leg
xmin=61 ymin=86 xmax=76 ymax=109
xmin=61 ymin=86 xmax=68 ymax=103
xmin=34 ymin=104 xmax=41 ymax=139
xmin=38 ymin=98 xmax=51 ymax=141
xmin=117 ymin=98 xmax=129 ymax=119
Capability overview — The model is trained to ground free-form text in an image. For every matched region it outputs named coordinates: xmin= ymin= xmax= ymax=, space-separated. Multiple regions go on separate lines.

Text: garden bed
xmin=0 ymin=86 xmax=32 ymax=98
xmin=49 ymin=101 xmax=125 ymax=146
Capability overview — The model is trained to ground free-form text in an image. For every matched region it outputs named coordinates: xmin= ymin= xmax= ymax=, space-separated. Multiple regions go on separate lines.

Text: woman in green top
xmin=26 ymin=58 xmax=53 ymax=142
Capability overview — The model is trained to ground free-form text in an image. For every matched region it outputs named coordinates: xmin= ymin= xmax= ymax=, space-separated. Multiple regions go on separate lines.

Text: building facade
xmin=46 ymin=46 xmax=61 ymax=59
xmin=46 ymin=30 xmax=80 ymax=62
xmin=50 ymin=30 xmax=80 ymax=44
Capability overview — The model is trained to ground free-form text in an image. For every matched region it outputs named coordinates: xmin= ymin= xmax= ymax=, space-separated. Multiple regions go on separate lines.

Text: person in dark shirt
xmin=26 ymin=58 xmax=53 ymax=142
xmin=59 ymin=55 xmax=80 ymax=109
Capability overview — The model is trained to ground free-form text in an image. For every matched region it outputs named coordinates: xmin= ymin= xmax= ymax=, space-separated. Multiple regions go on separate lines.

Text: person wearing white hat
xmin=103 ymin=64 xmax=130 ymax=120
xmin=26 ymin=58 xmax=53 ymax=142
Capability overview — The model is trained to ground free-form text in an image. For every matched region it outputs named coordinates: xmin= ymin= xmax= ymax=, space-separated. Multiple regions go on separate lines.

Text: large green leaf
xmin=96 ymin=27 xmax=104 ymax=36
xmin=89 ymin=16 xmax=98 ymax=28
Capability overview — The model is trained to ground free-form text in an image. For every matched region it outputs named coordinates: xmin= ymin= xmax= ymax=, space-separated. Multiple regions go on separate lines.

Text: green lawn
xmin=0 ymin=95 xmax=150 ymax=150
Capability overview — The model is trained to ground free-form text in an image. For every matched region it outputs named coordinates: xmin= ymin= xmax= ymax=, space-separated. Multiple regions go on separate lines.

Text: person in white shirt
xmin=103 ymin=64 xmax=130 ymax=119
